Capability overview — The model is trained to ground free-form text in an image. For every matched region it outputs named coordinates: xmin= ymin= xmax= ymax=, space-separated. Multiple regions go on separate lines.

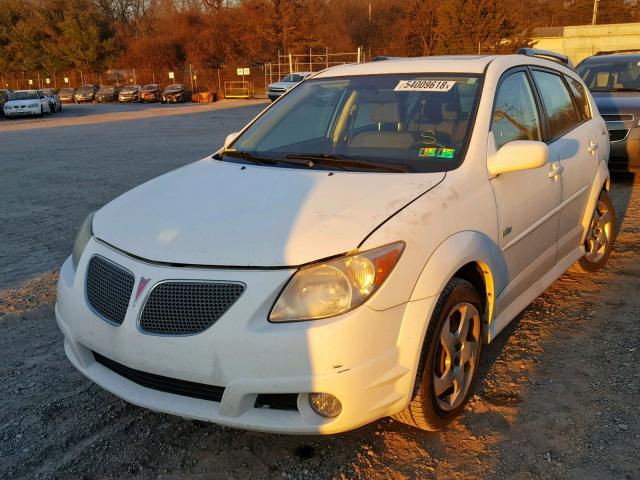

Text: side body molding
xmin=410 ymin=230 xmax=509 ymax=339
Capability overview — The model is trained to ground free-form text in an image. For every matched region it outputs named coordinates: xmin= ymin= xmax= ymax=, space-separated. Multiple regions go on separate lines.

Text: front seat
xmin=349 ymin=99 xmax=414 ymax=149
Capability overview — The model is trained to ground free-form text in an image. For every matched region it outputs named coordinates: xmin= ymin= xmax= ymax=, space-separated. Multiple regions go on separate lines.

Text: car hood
xmin=5 ymin=99 xmax=39 ymax=107
xmin=592 ymin=91 xmax=640 ymax=113
xmin=93 ymin=159 xmax=444 ymax=267
xmin=268 ymin=81 xmax=296 ymax=90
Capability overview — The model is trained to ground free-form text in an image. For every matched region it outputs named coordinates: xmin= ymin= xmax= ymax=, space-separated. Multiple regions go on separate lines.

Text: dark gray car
xmin=577 ymin=53 xmax=640 ymax=173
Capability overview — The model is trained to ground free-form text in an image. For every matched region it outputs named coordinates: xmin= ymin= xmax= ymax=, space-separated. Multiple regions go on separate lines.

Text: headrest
xmin=371 ymin=101 xmax=402 ymax=124
xmin=420 ymin=98 xmax=460 ymax=122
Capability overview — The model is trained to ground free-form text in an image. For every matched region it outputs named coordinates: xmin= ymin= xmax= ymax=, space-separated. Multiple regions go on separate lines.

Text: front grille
xmin=609 ymin=128 xmax=629 ymax=142
xmin=602 ymin=113 xmax=634 ymax=122
xmin=139 ymin=282 xmax=245 ymax=335
xmin=86 ymin=256 xmax=134 ymax=325
xmin=92 ymin=351 xmax=225 ymax=402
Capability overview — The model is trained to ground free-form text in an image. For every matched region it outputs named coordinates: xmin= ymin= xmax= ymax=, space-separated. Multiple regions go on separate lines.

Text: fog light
xmin=309 ymin=393 xmax=342 ymax=418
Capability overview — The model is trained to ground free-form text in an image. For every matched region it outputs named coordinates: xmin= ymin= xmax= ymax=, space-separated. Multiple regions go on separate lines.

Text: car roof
xmin=312 ymin=54 xmax=576 ymax=79
xmin=579 ymin=53 xmax=640 ymax=64
xmin=14 ymin=89 xmax=38 ymax=93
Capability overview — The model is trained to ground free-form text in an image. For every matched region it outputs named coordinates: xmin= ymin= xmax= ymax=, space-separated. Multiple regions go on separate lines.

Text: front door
xmin=488 ymin=69 xmax=562 ymax=307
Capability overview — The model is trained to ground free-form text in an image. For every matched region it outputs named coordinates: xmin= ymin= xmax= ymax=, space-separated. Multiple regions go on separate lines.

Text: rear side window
xmin=491 ymin=71 xmax=542 ymax=150
xmin=532 ymin=70 xmax=581 ymax=140
xmin=565 ymin=75 xmax=591 ymax=120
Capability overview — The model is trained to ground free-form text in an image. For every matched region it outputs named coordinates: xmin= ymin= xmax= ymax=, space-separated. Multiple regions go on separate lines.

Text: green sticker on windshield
xmin=419 ymin=147 xmax=438 ymax=158
xmin=436 ymin=148 xmax=455 ymax=159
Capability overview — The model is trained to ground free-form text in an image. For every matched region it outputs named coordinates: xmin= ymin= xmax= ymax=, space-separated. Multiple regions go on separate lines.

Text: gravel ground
xmin=0 ymin=105 xmax=639 ymax=479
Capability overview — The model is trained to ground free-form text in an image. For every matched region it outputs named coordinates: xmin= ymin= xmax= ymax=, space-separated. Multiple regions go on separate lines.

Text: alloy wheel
xmin=433 ymin=302 xmax=481 ymax=411
xmin=584 ymin=199 xmax=613 ymax=264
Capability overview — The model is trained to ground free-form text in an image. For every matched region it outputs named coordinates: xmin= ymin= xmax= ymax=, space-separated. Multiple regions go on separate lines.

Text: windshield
xmin=143 ymin=84 xmax=157 ymax=90
xmin=60 ymin=88 xmax=74 ymax=94
xmin=225 ymin=74 xmax=481 ymax=173
xmin=121 ymin=86 xmax=139 ymax=92
xmin=12 ymin=91 xmax=38 ymax=100
xmin=577 ymin=58 xmax=640 ymax=91
xmin=165 ymin=84 xmax=183 ymax=91
xmin=98 ymin=86 xmax=115 ymax=94
xmin=282 ymin=74 xmax=305 ymax=83
xmin=78 ymin=85 xmax=94 ymax=93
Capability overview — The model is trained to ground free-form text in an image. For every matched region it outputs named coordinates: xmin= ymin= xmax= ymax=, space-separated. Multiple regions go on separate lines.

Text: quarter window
xmin=532 ymin=70 xmax=582 ymax=139
xmin=565 ymin=75 xmax=591 ymax=120
xmin=491 ymin=71 xmax=542 ymax=150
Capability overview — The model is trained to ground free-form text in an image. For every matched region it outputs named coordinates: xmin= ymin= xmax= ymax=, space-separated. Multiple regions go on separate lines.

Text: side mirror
xmin=488 ymin=140 xmax=548 ymax=176
xmin=224 ymin=131 xmax=240 ymax=150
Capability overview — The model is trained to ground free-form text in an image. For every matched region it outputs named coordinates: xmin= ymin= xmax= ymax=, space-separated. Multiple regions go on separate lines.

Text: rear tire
xmin=578 ymin=189 xmax=616 ymax=272
xmin=393 ymin=278 xmax=483 ymax=431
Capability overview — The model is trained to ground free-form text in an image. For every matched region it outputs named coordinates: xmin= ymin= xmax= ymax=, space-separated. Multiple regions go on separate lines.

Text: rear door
xmin=529 ymin=69 xmax=601 ymax=260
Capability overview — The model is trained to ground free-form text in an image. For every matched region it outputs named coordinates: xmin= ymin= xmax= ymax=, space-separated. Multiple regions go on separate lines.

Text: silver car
xmin=267 ymin=72 xmax=312 ymax=101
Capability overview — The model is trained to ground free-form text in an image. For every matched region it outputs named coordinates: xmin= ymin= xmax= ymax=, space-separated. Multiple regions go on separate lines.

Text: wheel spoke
xmin=433 ymin=366 xmax=454 ymax=397
xmin=440 ymin=316 xmax=457 ymax=356
xmin=599 ymin=209 xmax=612 ymax=226
xmin=457 ymin=304 xmax=472 ymax=340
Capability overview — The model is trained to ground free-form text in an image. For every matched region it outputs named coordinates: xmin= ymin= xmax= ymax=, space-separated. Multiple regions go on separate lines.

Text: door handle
xmin=548 ymin=164 xmax=564 ymax=178
xmin=588 ymin=140 xmax=599 ymax=154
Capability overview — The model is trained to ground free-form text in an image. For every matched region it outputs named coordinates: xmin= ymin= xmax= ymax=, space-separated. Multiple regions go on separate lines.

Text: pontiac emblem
xmin=134 ymin=277 xmax=151 ymax=304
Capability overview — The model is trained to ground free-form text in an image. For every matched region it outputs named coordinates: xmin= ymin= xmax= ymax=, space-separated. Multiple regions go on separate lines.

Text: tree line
xmin=1 ymin=0 xmax=638 ymax=74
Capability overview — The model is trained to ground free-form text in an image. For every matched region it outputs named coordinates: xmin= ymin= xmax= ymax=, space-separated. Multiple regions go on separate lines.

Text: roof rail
xmin=518 ymin=48 xmax=574 ymax=69
xmin=593 ymin=49 xmax=640 ymax=56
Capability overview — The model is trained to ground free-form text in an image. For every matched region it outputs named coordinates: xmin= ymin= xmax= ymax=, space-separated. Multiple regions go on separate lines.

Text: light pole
xmin=592 ymin=0 xmax=599 ymax=25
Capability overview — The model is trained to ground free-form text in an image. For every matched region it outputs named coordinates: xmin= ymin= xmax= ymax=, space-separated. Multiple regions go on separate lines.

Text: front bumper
xmin=4 ymin=107 xmax=40 ymax=116
xmin=55 ymin=239 xmax=435 ymax=434
xmin=268 ymin=91 xmax=285 ymax=101
xmin=609 ymin=127 xmax=640 ymax=172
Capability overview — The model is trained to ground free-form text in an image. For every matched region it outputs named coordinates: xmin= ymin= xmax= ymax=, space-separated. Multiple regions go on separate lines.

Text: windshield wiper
xmin=219 ymin=150 xmax=279 ymax=166
xmin=285 ymin=153 xmax=408 ymax=173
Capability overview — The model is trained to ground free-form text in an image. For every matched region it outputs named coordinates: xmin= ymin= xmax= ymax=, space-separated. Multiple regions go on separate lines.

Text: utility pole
xmin=592 ymin=0 xmax=599 ymax=25
xmin=368 ymin=2 xmax=372 ymax=61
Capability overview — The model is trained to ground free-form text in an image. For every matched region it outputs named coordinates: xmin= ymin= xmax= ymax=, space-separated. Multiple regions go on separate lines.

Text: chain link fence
xmin=0 ymin=49 xmax=364 ymax=100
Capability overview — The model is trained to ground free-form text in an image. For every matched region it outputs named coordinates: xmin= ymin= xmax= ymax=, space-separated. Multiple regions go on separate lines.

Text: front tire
xmin=578 ymin=189 xmax=616 ymax=272
xmin=394 ymin=278 xmax=483 ymax=431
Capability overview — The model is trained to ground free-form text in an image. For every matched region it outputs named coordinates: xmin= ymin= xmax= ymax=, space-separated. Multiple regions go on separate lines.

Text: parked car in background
xmin=74 ymin=84 xmax=99 ymax=103
xmin=95 ymin=85 xmax=119 ymax=103
xmin=140 ymin=84 xmax=162 ymax=102
xmin=57 ymin=50 xmax=615 ymax=434
xmin=3 ymin=90 xmax=50 ymax=117
xmin=41 ymin=89 xmax=61 ymax=113
xmin=0 ymin=89 xmax=12 ymax=116
xmin=161 ymin=84 xmax=191 ymax=103
xmin=267 ymin=72 xmax=313 ymax=101
xmin=119 ymin=85 xmax=142 ymax=103
xmin=577 ymin=52 xmax=640 ymax=173
xmin=59 ymin=87 xmax=76 ymax=103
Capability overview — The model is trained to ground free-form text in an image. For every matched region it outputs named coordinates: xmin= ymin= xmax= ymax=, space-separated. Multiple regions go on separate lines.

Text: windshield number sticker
xmin=394 ymin=80 xmax=456 ymax=92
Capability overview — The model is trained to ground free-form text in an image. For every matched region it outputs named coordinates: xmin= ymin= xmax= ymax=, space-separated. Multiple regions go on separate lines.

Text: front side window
xmin=226 ymin=74 xmax=482 ymax=173
xmin=491 ymin=71 xmax=542 ymax=150
xmin=532 ymin=70 xmax=581 ymax=140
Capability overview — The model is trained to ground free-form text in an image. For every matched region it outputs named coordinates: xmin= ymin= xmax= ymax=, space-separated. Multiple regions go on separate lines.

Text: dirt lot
xmin=0 ymin=105 xmax=639 ymax=479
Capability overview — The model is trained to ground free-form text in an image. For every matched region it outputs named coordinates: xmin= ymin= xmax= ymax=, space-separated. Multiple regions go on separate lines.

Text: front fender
xmin=410 ymin=230 xmax=508 ymax=327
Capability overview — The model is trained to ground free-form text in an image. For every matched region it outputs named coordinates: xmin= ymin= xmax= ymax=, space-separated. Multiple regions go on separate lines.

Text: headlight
xmin=4 ymin=105 xmax=11 ymax=109
xmin=28 ymin=103 xmax=38 ymax=108
xmin=71 ymin=212 xmax=95 ymax=270
xmin=269 ymin=242 xmax=404 ymax=322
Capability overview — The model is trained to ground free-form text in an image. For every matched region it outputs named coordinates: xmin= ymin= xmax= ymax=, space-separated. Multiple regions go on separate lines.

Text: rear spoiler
xmin=518 ymin=48 xmax=574 ymax=69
